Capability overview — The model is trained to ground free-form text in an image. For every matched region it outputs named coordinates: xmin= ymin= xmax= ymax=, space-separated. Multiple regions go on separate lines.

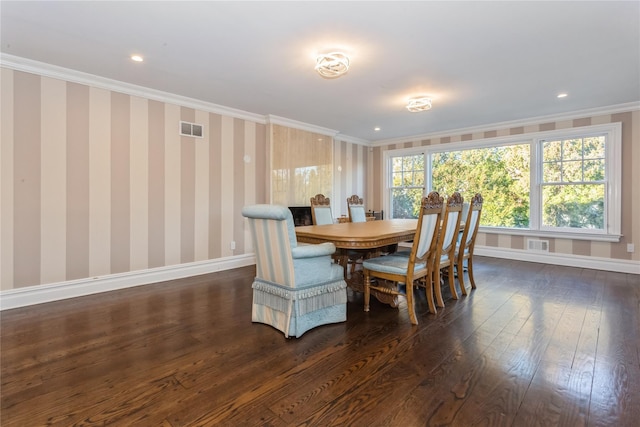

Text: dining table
xmin=295 ymin=219 xmax=418 ymax=306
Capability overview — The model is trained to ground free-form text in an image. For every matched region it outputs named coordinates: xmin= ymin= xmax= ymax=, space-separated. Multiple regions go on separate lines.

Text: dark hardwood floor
xmin=1 ymin=257 xmax=639 ymax=426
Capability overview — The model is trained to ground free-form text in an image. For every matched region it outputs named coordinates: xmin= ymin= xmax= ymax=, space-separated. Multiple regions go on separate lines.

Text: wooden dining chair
xmin=347 ymin=195 xmax=367 ymax=223
xmin=455 ymin=193 xmax=483 ymax=295
xmin=310 ymin=194 xmax=333 ymax=225
xmin=363 ymin=191 xmax=443 ymax=324
xmin=432 ymin=192 xmax=464 ymax=308
xmin=311 ymin=193 xmax=353 ymax=272
xmin=345 ymin=195 xmax=370 ymax=274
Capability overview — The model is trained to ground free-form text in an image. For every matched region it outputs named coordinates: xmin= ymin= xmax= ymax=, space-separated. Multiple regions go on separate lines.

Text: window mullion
xmin=425 ymin=152 xmax=432 ymax=193
xmin=530 ymin=140 xmax=541 ymax=230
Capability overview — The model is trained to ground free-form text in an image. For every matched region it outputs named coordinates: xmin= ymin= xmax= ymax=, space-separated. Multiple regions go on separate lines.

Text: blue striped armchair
xmin=242 ymin=204 xmax=347 ymax=338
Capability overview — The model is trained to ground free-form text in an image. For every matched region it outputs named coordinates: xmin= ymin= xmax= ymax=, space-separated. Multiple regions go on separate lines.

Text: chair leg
xmin=434 ymin=269 xmax=445 ymax=308
xmin=364 ymin=269 xmax=371 ymax=312
xmin=406 ymin=281 xmax=418 ymax=325
xmin=468 ymin=257 xmax=477 ymax=289
xmin=426 ymin=271 xmax=437 ymax=314
xmin=457 ymin=258 xmax=468 ymax=296
xmin=448 ymin=265 xmax=459 ymax=300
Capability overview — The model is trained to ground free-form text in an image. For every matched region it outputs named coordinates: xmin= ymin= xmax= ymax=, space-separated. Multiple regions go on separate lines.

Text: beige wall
xmin=1 ymin=69 xmax=271 ymax=290
xmin=270 ymin=124 xmax=334 ymax=207
xmin=1 ymin=66 xmax=636 ymax=293
xmin=371 ymin=111 xmax=640 ymax=262
xmin=334 ymin=138 xmax=370 ymax=218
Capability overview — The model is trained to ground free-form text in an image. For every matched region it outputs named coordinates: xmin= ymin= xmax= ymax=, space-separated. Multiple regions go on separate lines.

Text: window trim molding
xmin=533 ymin=124 xmax=621 ymax=237
xmin=383 ymin=122 xmax=622 ymax=242
xmin=383 ymin=147 xmax=426 ymax=219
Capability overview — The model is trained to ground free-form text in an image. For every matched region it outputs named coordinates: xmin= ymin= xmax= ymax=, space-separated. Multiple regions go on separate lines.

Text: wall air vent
xmin=527 ymin=239 xmax=549 ymax=252
xmin=180 ymin=121 xmax=204 ymax=138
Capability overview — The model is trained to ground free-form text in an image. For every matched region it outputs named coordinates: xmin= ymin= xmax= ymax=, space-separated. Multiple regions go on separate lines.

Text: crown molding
xmin=372 ymin=101 xmax=640 ymax=147
xmin=1 ymin=53 xmax=266 ymax=124
xmin=335 ymin=133 xmax=371 ymax=146
xmin=1 ymin=54 xmax=368 ymax=145
xmin=4 ymin=54 xmax=637 ymax=147
xmin=266 ymin=115 xmax=339 ymax=137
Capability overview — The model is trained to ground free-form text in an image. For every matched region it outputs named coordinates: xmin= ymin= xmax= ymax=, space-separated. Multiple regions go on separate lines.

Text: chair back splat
xmin=456 ymin=193 xmax=483 ymax=294
xmin=362 ymin=191 xmax=444 ymax=324
xmin=432 ymin=192 xmax=464 ymax=307
xmin=310 ymin=194 xmax=333 ymax=225
xmin=347 ymin=194 xmax=367 ymax=223
xmin=242 ymin=204 xmax=347 ymax=338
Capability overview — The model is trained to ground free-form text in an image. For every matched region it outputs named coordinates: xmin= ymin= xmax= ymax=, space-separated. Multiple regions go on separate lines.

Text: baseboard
xmin=401 ymin=242 xmax=639 ymax=275
xmin=476 ymin=246 xmax=640 ymax=275
xmin=0 ymin=254 xmax=256 ymax=311
xmin=2 ymin=248 xmax=637 ymax=311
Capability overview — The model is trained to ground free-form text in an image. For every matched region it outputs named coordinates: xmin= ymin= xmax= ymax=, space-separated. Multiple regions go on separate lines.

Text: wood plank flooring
xmin=1 ymin=257 xmax=639 ymax=426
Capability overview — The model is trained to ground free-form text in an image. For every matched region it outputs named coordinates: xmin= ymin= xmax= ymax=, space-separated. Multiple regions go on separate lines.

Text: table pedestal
xmin=336 ymin=248 xmax=400 ymax=308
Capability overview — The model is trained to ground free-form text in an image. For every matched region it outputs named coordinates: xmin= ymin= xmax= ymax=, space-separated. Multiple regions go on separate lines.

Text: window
xmin=431 ymin=144 xmax=531 ymax=228
xmin=384 ymin=123 xmax=621 ymax=241
xmin=389 ymin=153 xmax=425 ymax=218
xmin=540 ymin=135 xmax=605 ymax=230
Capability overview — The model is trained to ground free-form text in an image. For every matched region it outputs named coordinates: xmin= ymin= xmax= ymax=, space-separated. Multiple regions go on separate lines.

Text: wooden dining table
xmin=295 ymin=219 xmax=418 ymax=306
xmin=295 ymin=218 xmax=417 ymax=249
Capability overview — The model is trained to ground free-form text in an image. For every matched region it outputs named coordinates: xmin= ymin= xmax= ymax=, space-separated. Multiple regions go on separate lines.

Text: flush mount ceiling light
xmin=406 ymin=97 xmax=432 ymax=112
xmin=131 ymin=54 xmax=144 ymax=62
xmin=315 ymin=52 xmax=350 ymax=79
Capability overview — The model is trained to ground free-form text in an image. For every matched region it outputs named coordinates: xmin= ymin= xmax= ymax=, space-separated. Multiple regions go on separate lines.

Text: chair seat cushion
xmin=439 ymin=253 xmax=457 ymax=263
xmin=454 ymin=245 xmax=470 ymax=258
xmin=363 ymin=255 xmax=426 ymax=275
xmin=393 ymin=248 xmax=411 ymax=257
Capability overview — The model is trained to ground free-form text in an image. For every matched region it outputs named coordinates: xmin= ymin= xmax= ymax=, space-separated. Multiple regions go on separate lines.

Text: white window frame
xmin=385 ymin=150 xmax=426 ymax=219
xmin=382 ymin=122 xmax=622 ymax=242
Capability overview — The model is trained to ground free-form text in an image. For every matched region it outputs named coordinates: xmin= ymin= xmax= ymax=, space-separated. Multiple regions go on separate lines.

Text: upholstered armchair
xmin=242 ymin=204 xmax=347 ymax=338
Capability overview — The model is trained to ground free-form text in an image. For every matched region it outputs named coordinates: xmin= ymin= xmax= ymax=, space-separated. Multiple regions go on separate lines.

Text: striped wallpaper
xmin=1 ymin=68 xmax=268 ymax=290
xmin=370 ymin=111 xmax=640 ymax=263
xmin=333 ymin=139 xmax=370 ymax=218
xmin=1 ymin=65 xmax=637 ymax=295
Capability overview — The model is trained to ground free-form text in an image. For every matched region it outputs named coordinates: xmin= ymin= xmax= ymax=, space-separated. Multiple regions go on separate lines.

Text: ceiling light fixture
xmin=557 ymin=93 xmax=568 ymax=98
xmin=131 ymin=54 xmax=144 ymax=62
xmin=315 ymin=52 xmax=350 ymax=79
xmin=406 ymin=96 xmax=432 ymax=112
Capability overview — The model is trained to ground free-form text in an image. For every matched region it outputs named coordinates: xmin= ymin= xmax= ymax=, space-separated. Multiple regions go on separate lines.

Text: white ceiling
xmin=2 ymin=1 xmax=639 ymax=143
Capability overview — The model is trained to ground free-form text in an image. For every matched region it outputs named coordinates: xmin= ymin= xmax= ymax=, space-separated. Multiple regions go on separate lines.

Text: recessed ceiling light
xmin=374 ymin=127 xmax=381 ymax=132
xmin=406 ymin=97 xmax=432 ymax=112
xmin=131 ymin=55 xmax=144 ymax=62
xmin=557 ymin=93 xmax=568 ymax=98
